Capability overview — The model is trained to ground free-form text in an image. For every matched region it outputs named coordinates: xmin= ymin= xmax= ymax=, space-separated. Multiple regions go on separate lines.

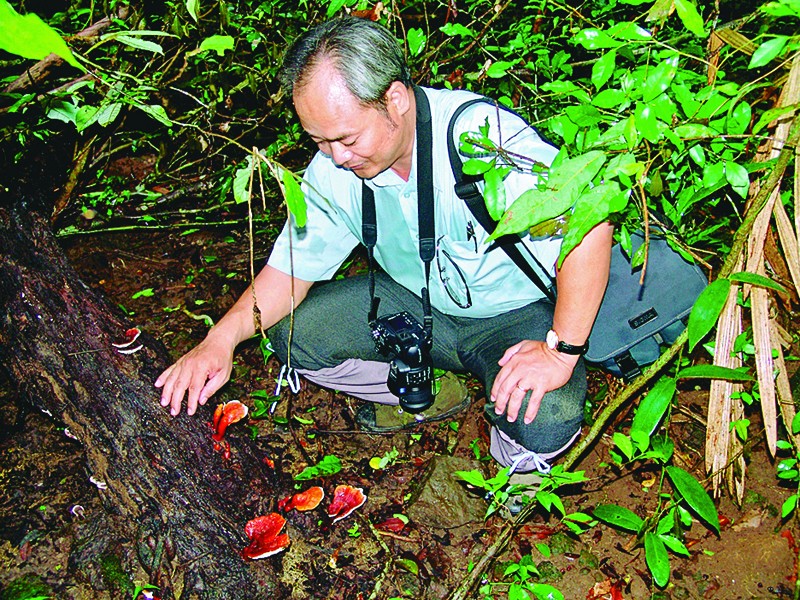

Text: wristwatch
xmin=546 ymin=329 xmax=589 ymax=356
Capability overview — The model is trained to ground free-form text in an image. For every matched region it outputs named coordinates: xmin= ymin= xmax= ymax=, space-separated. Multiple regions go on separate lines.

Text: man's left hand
xmin=490 ymin=340 xmax=578 ymax=424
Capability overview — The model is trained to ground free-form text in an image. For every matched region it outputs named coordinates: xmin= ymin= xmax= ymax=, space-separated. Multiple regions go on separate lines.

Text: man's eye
xmin=343 ymin=139 xmax=357 ymax=147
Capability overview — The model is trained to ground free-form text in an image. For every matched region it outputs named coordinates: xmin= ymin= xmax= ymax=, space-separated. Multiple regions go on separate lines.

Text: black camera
xmin=370 ymin=311 xmax=434 ymax=413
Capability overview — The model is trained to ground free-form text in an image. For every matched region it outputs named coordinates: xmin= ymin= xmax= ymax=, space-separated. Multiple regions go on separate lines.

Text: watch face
xmin=546 ymin=329 xmax=559 ymax=350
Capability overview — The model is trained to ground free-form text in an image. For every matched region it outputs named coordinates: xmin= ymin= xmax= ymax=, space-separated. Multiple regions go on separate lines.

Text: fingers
xmin=497 ymin=340 xmax=525 ymax=367
xmin=154 ymin=347 xmax=232 ymax=416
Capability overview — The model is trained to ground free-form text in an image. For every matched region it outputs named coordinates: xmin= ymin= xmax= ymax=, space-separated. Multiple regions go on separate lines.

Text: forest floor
xmin=1 ymin=198 xmax=799 ymax=599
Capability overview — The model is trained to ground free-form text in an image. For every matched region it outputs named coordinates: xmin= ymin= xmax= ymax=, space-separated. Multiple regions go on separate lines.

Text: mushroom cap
xmin=212 ymin=400 xmax=249 ymax=442
xmin=327 ymin=485 xmax=367 ymax=523
xmin=279 ymin=486 xmax=325 ymax=512
xmin=242 ymin=513 xmax=290 ymax=560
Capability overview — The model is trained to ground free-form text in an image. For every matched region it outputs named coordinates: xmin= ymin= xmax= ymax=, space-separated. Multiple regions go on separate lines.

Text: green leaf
xmin=454 ymin=469 xmax=487 ymax=489
xmin=233 ymin=157 xmax=254 ymax=204
xmin=645 ymin=532 xmax=670 ymax=587
xmin=529 ymin=583 xmax=564 ymax=600
xmin=407 ymin=28 xmax=426 ymax=57
xmin=198 ymin=34 xmax=235 ymax=57
xmin=281 ymin=167 xmax=307 ymax=228
xmin=113 ymin=34 xmax=164 ymax=54
xmin=782 ymin=494 xmax=798 ymax=519
xmin=749 ymin=36 xmax=789 ymax=69
xmin=0 ymin=1 xmax=83 ymax=70
xmin=725 ymin=160 xmax=750 ymax=198
xmin=643 ymin=55 xmax=679 ymax=103
xmin=484 ymin=166 xmax=509 ymax=221
xmin=594 ymin=504 xmax=644 ymax=532
xmin=613 ymin=432 xmax=634 ymax=460
xmin=186 ymin=0 xmax=199 ymax=22
xmin=660 ymin=533 xmax=690 ymax=556
xmin=792 ymin=412 xmax=800 ymax=435
xmin=673 ymin=0 xmax=707 ymax=37
xmin=440 ymin=22 xmax=475 ymax=38
xmin=631 ymin=376 xmax=676 ymax=437
xmin=462 ymin=158 xmax=494 ymax=175
xmin=135 ymin=103 xmax=173 ymax=127
xmin=558 ymin=181 xmax=627 ymax=265
xmin=294 ymin=455 xmax=342 ymax=480
xmin=592 ymin=49 xmax=617 ymax=90
xmin=666 ymin=466 xmax=720 ymax=533
xmin=326 ymin=0 xmax=348 ymax=17
xmin=490 ymin=151 xmax=607 ymax=240
xmin=727 ymin=101 xmax=752 ymax=136
xmin=573 ymin=28 xmax=622 ymax=50
xmin=687 ymin=277 xmax=731 ymax=352
xmin=753 ymin=105 xmax=797 ymax=135
xmin=486 ymin=61 xmax=515 ymax=78
xmin=729 ymin=271 xmax=788 ymax=294
xmin=47 ymin=100 xmax=78 ymax=125
xmin=677 ymin=364 xmax=754 ymax=382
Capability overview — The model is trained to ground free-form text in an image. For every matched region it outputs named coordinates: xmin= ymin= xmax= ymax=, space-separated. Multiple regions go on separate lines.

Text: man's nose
xmin=329 ymin=142 xmax=353 ymax=166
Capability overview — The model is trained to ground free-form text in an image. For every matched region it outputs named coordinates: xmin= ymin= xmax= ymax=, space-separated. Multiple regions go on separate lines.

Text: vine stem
xmin=447 ymin=113 xmax=800 ymax=600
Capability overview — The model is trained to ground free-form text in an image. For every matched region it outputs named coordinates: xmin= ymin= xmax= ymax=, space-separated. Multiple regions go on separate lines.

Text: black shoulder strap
xmin=446 ymin=98 xmax=556 ymax=303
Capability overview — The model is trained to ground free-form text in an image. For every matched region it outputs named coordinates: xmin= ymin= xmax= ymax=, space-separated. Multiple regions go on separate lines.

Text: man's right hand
xmin=155 ymin=334 xmax=236 ymax=417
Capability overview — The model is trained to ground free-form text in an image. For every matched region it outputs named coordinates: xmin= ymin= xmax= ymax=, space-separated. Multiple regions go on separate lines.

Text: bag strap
xmin=446 ymin=98 xmax=556 ymax=303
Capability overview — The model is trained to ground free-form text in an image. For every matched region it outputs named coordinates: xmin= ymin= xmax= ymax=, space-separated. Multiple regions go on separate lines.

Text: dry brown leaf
xmin=706 ymin=276 xmax=743 ymax=495
xmin=773 ymin=200 xmax=800 ymax=298
xmin=773 ymin=321 xmax=800 ymax=450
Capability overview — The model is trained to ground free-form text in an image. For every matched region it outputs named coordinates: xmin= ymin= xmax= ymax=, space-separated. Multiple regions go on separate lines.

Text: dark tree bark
xmin=0 ymin=183 xmax=284 ymax=597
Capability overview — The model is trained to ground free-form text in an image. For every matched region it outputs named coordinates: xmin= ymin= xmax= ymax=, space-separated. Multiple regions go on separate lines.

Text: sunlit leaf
xmin=484 ymin=166 xmax=509 ymax=221
xmin=645 ymin=532 xmax=670 ymax=587
xmin=462 ymin=158 xmax=494 ymax=175
xmin=114 ymin=35 xmax=164 ymax=54
xmin=643 ymin=54 xmax=679 ymax=102
xmin=558 ymin=181 xmax=627 ymax=265
xmin=666 ymin=466 xmax=720 ymax=533
xmin=631 ymin=376 xmax=676 ymax=437
xmin=677 ymin=364 xmax=754 ymax=381
xmin=0 ymin=1 xmax=83 ymax=70
xmin=749 ymin=36 xmax=789 ymax=68
xmin=407 ymin=28 xmax=426 ymax=57
xmin=725 ymin=160 xmax=750 ymax=198
xmin=486 ymin=61 xmax=515 ymax=78
xmin=729 ymin=271 xmax=787 ymax=293
xmin=186 ymin=0 xmax=199 ymax=22
xmin=490 ymin=151 xmax=607 ymax=240
xmin=198 ymin=34 xmax=234 ymax=56
xmin=660 ymin=533 xmax=690 ymax=556
xmin=282 ymin=167 xmax=307 ymax=228
xmin=592 ymin=50 xmax=617 ymax=90
xmin=673 ymin=0 xmax=707 ymax=37
xmin=687 ymin=277 xmax=731 ymax=351
xmin=782 ymin=494 xmax=798 ymax=519
xmin=594 ymin=504 xmax=644 ymax=532
xmin=233 ymin=156 xmax=254 ymax=204
xmin=135 ymin=103 xmax=173 ymax=127
xmin=573 ymin=28 xmax=622 ymax=50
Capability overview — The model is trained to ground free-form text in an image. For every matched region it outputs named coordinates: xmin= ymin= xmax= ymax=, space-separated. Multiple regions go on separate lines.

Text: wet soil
xmin=1 ymin=219 xmax=798 ymax=599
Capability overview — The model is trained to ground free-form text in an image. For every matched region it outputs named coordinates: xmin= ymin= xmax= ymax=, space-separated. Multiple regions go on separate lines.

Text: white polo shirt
xmin=267 ymin=86 xmax=561 ymax=318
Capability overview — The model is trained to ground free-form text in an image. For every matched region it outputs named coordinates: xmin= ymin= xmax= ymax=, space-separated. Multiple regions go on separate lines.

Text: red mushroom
xmin=241 ymin=513 xmax=290 ymax=560
xmin=327 ymin=485 xmax=367 ymax=523
xmin=278 ymin=486 xmax=325 ymax=513
xmin=212 ymin=400 xmax=249 ymax=442
xmin=112 ymin=327 xmax=141 ymax=348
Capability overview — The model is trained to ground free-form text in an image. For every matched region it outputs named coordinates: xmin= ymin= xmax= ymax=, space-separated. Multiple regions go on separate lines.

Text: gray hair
xmin=278 ymin=17 xmax=412 ymax=109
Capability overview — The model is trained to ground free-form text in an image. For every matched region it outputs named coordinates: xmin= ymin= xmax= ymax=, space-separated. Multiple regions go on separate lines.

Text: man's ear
xmin=385 ymin=81 xmax=412 ymax=117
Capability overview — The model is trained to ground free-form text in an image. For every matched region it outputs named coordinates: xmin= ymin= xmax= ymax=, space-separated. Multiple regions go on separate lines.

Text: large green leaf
xmin=666 ymin=466 xmax=720 ymax=533
xmin=687 ymin=278 xmax=731 ymax=352
xmin=677 ymin=364 xmax=754 ymax=382
xmin=673 ymin=0 xmax=707 ymax=37
xmin=631 ymin=376 xmax=676 ymax=437
xmin=591 ymin=49 xmax=617 ymax=90
xmin=729 ymin=271 xmax=788 ymax=293
xmin=749 ymin=36 xmax=789 ymax=69
xmin=0 ymin=1 xmax=83 ymax=70
xmin=593 ymin=504 xmax=644 ymax=532
xmin=643 ymin=55 xmax=679 ymax=103
xmin=282 ymin=167 xmax=307 ymax=228
xmin=644 ymin=532 xmax=670 ymax=587
xmin=484 ymin=166 xmax=510 ymax=221
xmin=490 ymin=151 xmax=607 ymax=240
xmin=558 ymin=181 xmax=627 ymax=265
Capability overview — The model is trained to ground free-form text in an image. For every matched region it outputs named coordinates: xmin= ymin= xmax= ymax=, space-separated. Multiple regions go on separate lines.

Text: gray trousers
xmin=269 ymin=273 xmax=586 ymax=469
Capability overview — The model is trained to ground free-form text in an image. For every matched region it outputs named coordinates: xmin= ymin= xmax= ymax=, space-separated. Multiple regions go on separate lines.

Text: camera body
xmin=370 ymin=311 xmax=434 ymax=413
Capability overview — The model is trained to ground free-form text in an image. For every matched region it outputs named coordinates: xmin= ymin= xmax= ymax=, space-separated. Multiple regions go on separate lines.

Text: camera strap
xmin=362 ymin=86 xmax=435 ymax=342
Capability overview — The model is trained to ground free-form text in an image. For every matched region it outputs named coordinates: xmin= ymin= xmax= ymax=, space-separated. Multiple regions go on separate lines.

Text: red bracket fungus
xmin=327 ymin=485 xmax=366 ymax=523
xmin=241 ymin=513 xmax=290 ymax=560
xmin=211 ymin=400 xmax=249 ymax=442
xmin=278 ymin=486 xmax=324 ymax=513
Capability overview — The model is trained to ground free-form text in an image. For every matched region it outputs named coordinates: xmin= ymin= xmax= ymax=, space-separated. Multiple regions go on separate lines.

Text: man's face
xmin=293 ymin=62 xmax=412 ymax=180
